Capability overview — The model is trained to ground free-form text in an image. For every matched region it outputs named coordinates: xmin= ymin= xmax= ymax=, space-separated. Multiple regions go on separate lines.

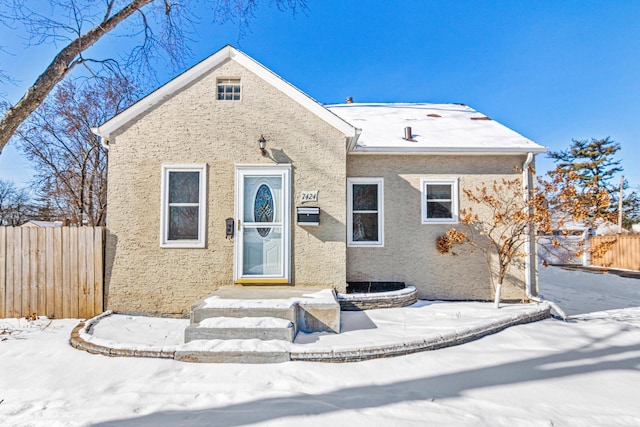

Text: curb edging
xmin=291 ymin=307 xmax=551 ymax=362
xmin=70 ymin=305 xmax=551 ymax=363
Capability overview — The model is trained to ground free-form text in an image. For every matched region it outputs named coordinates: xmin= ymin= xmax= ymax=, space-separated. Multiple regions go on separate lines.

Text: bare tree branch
xmin=0 ymin=0 xmax=307 ymax=153
xmin=0 ymin=0 xmax=156 ymax=152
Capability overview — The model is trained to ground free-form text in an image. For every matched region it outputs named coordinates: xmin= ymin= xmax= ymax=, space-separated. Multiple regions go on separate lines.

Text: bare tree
xmin=0 ymin=179 xmax=31 ymax=225
xmin=18 ymin=75 xmax=138 ymax=226
xmin=436 ymin=167 xmax=615 ymax=308
xmin=0 ymin=0 xmax=307 ymax=153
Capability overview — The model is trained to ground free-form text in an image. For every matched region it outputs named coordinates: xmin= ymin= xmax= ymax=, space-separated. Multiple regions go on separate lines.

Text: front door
xmin=234 ymin=165 xmax=291 ymax=284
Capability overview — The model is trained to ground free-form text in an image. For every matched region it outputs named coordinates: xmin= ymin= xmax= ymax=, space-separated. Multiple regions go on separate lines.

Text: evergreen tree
xmin=623 ymin=190 xmax=640 ymax=228
xmin=548 ymin=137 xmax=639 ymax=226
xmin=548 ymin=137 xmax=622 ymax=195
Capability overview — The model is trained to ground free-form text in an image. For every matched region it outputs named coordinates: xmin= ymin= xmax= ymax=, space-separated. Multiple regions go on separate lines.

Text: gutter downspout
xmin=522 ymin=153 xmax=534 ymax=299
xmin=522 ymin=153 xmax=568 ymax=319
xmin=346 ymin=128 xmax=362 ymax=152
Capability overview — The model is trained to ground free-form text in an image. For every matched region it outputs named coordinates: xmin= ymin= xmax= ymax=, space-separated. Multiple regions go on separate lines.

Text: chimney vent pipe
xmin=404 ymin=126 xmax=413 ymax=140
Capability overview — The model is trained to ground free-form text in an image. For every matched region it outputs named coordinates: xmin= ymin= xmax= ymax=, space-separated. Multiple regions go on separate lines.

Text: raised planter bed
xmin=337 ymin=283 xmax=418 ymax=311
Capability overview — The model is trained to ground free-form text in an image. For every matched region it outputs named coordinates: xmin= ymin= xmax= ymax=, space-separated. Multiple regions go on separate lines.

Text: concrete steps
xmin=190 ymin=305 xmax=296 ymax=324
xmin=184 ymin=290 xmax=303 ymax=344
xmin=184 ymin=316 xmax=295 ymax=342
xmin=183 ymin=288 xmax=341 ymax=363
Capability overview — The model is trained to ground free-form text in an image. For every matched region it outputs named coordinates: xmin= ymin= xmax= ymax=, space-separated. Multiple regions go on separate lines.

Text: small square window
xmin=217 ymin=78 xmax=241 ymax=101
xmin=421 ymin=178 xmax=459 ymax=224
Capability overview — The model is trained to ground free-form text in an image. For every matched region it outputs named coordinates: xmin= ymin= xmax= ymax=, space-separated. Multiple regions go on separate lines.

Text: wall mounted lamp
xmin=258 ymin=135 xmax=266 ymax=156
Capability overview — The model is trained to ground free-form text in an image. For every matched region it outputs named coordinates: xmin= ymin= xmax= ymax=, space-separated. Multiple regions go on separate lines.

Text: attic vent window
xmin=217 ymin=78 xmax=241 ymax=100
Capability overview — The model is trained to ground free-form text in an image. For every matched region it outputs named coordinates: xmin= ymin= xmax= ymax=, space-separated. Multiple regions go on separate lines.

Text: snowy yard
xmin=1 ymin=266 xmax=640 ymax=426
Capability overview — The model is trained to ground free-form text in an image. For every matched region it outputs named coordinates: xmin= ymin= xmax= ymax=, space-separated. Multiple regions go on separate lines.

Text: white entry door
xmin=235 ymin=165 xmax=291 ymax=284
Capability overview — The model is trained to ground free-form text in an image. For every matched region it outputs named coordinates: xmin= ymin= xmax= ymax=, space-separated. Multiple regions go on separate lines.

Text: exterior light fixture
xmin=258 ymin=135 xmax=266 ymax=156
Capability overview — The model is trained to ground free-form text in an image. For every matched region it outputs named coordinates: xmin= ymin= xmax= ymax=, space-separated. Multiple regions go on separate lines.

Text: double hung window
xmin=160 ymin=164 xmax=207 ymax=247
xmin=347 ymin=177 xmax=384 ymax=247
xmin=421 ymin=179 xmax=459 ymax=224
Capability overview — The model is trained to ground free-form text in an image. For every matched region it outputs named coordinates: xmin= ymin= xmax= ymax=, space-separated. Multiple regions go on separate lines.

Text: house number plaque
xmin=300 ymin=191 xmax=318 ymax=203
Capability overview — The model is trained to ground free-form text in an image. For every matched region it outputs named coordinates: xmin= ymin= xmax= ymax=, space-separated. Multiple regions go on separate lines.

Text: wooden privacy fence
xmin=0 ymin=226 xmax=104 ymax=319
xmin=590 ymin=235 xmax=640 ymax=271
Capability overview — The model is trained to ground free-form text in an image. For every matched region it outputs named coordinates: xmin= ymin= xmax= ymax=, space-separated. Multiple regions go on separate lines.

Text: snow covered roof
xmin=327 ymin=103 xmax=547 ymax=155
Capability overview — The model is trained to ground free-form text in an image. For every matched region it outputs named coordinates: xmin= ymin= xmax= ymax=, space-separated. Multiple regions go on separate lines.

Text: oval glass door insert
xmin=254 ymin=184 xmax=274 ymax=237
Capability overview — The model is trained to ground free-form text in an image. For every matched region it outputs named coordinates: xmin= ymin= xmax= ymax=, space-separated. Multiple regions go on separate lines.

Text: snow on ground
xmin=1 ymin=266 xmax=640 ymax=426
xmin=80 ymin=302 xmax=544 ymax=355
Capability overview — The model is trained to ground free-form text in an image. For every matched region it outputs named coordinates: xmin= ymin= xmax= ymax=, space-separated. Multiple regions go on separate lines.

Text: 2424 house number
xmin=301 ymin=191 xmax=318 ymax=203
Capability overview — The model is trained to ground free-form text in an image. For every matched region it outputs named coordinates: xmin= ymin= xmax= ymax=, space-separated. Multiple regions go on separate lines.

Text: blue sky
xmin=1 ymin=0 xmax=640 ymax=189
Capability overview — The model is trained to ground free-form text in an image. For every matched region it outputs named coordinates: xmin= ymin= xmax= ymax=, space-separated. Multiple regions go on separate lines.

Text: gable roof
xmin=327 ymin=103 xmax=547 ymax=155
xmin=92 ymin=45 xmax=357 ymax=140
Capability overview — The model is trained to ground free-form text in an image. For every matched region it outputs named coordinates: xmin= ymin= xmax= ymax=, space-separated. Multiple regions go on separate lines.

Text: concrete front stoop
xmin=178 ymin=287 xmax=341 ymax=362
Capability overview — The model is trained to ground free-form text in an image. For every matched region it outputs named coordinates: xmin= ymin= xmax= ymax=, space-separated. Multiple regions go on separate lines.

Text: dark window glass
xmin=426 ymin=183 xmax=453 ymax=219
xmin=427 ymin=201 xmax=452 ymax=218
xmin=168 ymin=171 xmax=199 ymax=204
xmin=254 ymin=184 xmax=274 ymax=237
xmin=168 ymin=206 xmax=199 ymax=240
xmin=353 ymin=184 xmax=378 ymax=211
xmin=427 ymin=184 xmax=452 ymax=200
xmin=352 ymin=213 xmax=379 ymax=241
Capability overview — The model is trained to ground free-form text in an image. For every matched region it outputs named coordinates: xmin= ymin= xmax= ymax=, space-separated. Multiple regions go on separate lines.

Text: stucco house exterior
xmin=92 ymin=45 xmax=546 ymax=317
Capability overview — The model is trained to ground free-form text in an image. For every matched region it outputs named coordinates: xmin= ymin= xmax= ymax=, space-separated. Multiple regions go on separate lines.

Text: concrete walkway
xmin=70 ymin=301 xmax=551 ymax=363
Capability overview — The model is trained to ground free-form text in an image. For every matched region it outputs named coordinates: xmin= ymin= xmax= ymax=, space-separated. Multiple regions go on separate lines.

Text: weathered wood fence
xmin=590 ymin=235 xmax=640 ymax=271
xmin=0 ymin=226 xmax=104 ymax=319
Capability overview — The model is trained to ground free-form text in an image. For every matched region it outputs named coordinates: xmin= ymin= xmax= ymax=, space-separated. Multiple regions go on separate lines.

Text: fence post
xmin=0 ymin=227 xmax=5 ymax=318
xmin=582 ymin=230 xmax=590 ymax=266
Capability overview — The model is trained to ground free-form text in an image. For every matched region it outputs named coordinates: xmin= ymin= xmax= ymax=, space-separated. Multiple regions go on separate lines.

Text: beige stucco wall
xmin=106 ymin=59 xmax=347 ymax=316
xmin=347 ymin=154 xmax=533 ymax=301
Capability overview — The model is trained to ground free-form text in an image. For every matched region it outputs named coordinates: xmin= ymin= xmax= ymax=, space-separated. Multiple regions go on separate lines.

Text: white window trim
xmin=160 ymin=164 xmax=207 ymax=248
xmin=421 ymin=178 xmax=459 ymax=224
xmin=347 ymin=177 xmax=384 ymax=247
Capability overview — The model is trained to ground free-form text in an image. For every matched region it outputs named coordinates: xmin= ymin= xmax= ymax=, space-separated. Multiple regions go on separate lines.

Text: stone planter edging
xmin=290 ymin=306 xmax=551 ymax=362
xmin=337 ymin=286 xmax=418 ymax=310
xmin=70 ymin=304 xmax=551 ymax=363
xmin=69 ymin=310 xmax=176 ymax=359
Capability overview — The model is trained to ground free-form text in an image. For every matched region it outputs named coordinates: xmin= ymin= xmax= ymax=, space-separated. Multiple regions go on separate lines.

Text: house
xmin=538 ymin=217 xmax=628 ymax=266
xmin=92 ymin=45 xmax=546 ymax=318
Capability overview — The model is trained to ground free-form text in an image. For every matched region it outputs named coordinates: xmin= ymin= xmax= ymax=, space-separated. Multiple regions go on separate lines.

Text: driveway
xmin=538 ymin=264 xmax=640 ymax=316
